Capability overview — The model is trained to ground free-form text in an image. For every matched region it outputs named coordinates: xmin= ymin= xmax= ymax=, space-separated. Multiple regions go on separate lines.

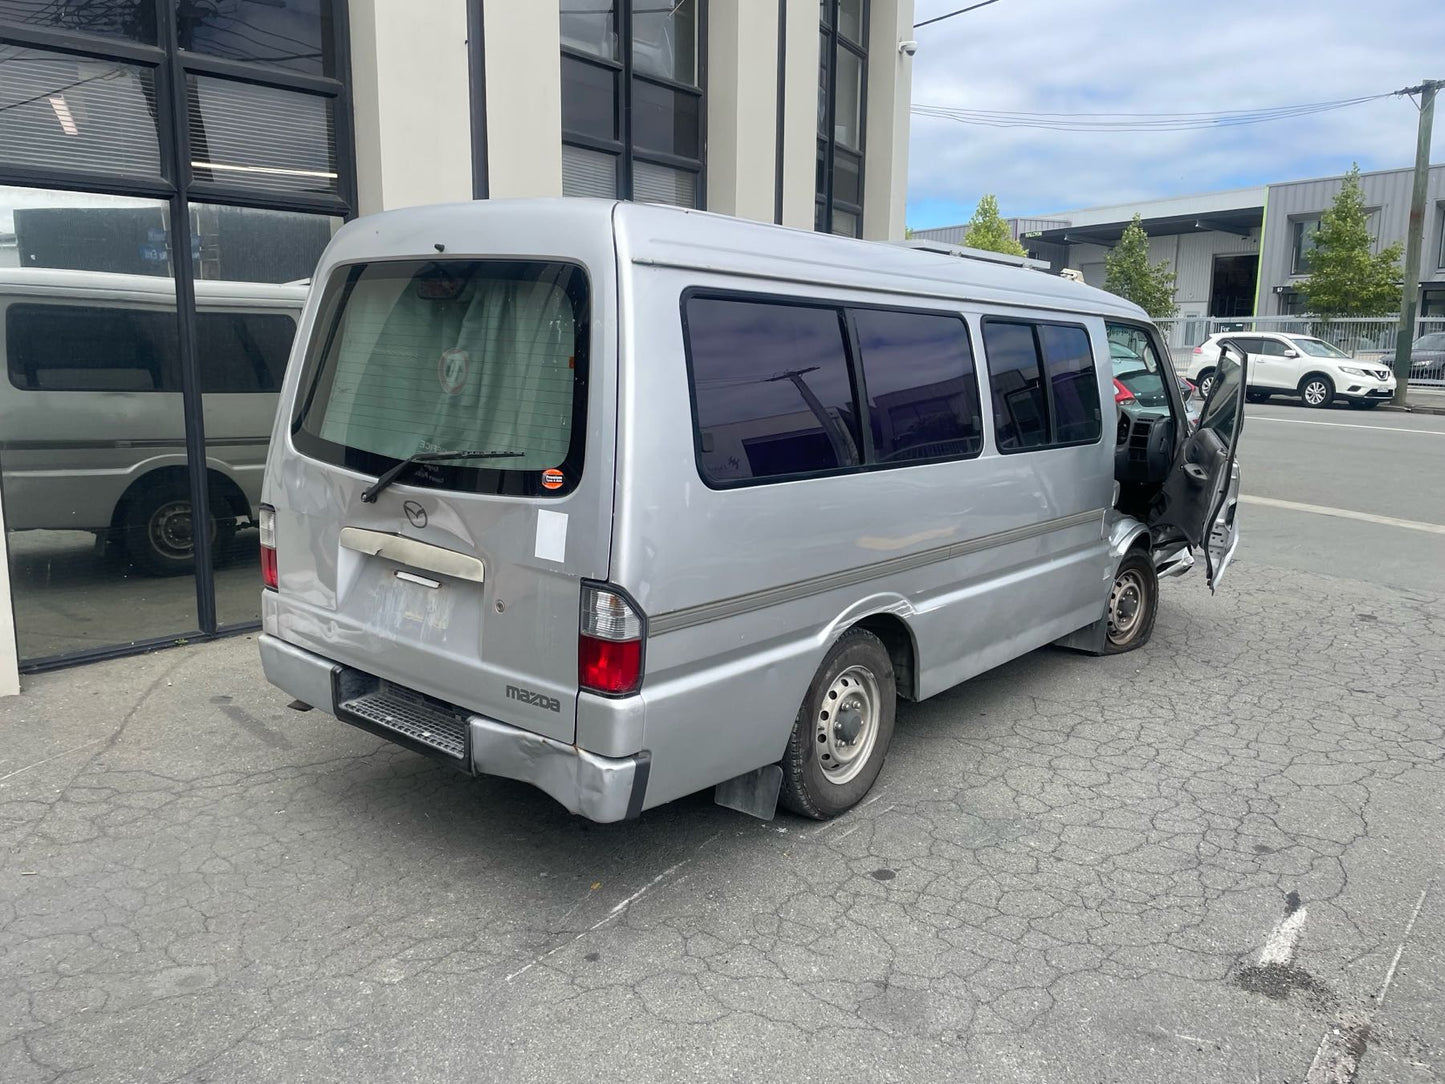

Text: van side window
xmin=852 ymin=309 xmax=983 ymax=463
xmin=981 ymin=320 xmax=1048 ymax=450
xmin=685 ymin=297 xmax=862 ymax=485
xmin=196 ymin=313 xmax=297 ymax=393
xmin=982 ymin=318 xmax=1101 ymax=451
xmin=1038 ymin=324 xmax=1102 ymax=444
xmin=6 ymin=304 xmax=176 ymax=392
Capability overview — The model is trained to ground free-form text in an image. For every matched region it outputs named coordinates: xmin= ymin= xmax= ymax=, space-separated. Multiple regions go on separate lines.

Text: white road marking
xmin=1375 ymin=884 xmax=1430 ymax=1006
xmin=1240 ymin=495 xmax=1445 ymax=536
xmin=0 ymin=736 xmax=108 ymax=786
xmin=1259 ymin=906 xmax=1308 ymax=967
xmin=1250 ymin=415 xmax=1445 ymax=437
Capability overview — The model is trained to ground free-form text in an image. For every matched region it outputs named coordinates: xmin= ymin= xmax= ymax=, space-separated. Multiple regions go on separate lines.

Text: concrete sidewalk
xmin=1385 ymin=385 xmax=1445 ymax=414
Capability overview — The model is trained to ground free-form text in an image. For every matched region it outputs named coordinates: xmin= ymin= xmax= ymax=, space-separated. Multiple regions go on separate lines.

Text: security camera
xmin=898 ymin=39 xmax=918 ymax=56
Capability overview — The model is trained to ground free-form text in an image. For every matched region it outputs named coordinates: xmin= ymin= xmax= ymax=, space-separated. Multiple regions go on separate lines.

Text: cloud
xmin=905 ymin=0 xmax=1445 ymax=228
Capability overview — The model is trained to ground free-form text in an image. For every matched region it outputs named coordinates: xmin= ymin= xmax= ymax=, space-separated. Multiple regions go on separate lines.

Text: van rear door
xmin=275 ymin=254 xmax=609 ymax=745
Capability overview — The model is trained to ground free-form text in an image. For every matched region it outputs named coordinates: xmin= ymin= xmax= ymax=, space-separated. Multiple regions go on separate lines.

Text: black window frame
xmin=980 ymin=316 xmax=1103 ymax=455
xmin=290 ymin=258 xmax=593 ymax=501
xmin=679 ymin=286 xmax=985 ymax=491
xmin=816 ymin=0 xmax=867 ymax=237
xmin=0 ymin=0 xmax=356 ymax=665
xmin=560 ymin=1 xmax=707 ymax=207
xmin=1290 ymin=216 xmax=1320 ymax=276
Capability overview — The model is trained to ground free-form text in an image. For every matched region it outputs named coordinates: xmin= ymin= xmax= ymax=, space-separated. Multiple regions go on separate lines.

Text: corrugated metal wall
xmin=1058 ymin=231 xmax=1258 ymax=313
xmin=1259 ymin=164 xmax=1445 ymax=315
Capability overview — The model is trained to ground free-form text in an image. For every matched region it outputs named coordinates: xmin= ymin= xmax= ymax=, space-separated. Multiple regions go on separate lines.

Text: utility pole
xmin=1391 ymin=79 xmax=1441 ymax=407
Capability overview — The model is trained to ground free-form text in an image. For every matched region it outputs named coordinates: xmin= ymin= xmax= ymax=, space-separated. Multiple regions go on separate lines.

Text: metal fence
xmin=1155 ymin=316 xmax=1445 ymax=387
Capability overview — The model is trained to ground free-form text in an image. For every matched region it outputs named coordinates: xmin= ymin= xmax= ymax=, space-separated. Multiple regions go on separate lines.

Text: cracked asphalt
xmin=1 ymin=403 xmax=1442 ymax=1083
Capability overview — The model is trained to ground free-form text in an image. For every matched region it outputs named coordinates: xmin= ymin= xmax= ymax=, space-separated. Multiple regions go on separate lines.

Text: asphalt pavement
xmin=0 ymin=403 xmax=1441 ymax=1083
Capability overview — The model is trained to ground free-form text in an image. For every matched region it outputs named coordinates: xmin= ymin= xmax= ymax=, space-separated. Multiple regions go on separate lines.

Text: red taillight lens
xmin=259 ymin=504 xmax=278 ymax=590
xmin=579 ymin=584 xmax=643 ymax=695
xmin=1192 ymin=345 xmax=1203 ymax=354
xmin=1113 ymin=378 xmax=1135 ymax=404
xmin=579 ymin=636 xmax=643 ymax=695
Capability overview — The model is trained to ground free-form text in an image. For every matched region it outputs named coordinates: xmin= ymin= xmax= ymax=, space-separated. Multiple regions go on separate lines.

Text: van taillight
xmin=259 ymin=504 xmax=278 ymax=590
xmin=579 ymin=584 xmax=643 ymax=695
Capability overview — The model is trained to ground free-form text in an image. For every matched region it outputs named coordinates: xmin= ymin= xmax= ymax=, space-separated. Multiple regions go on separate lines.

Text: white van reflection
xmin=0 ymin=268 xmax=307 ymax=575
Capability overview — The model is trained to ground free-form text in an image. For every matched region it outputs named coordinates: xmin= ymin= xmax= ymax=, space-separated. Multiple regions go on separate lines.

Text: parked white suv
xmin=1184 ymin=332 xmax=1396 ymax=410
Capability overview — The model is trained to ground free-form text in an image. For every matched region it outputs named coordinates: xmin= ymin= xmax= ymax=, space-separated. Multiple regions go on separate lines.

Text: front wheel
xmin=779 ymin=628 xmax=897 ymax=819
xmin=123 ymin=481 xmax=234 ymax=577
xmin=1196 ymin=369 xmax=1217 ymax=401
xmin=1300 ymin=375 xmax=1335 ymax=408
xmin=1103 ymin=551 xmax=1159 ymax=655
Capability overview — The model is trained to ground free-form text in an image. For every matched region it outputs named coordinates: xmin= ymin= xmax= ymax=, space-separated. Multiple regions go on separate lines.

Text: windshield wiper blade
xmin=360 ymin=449 xmax=523 ymax=503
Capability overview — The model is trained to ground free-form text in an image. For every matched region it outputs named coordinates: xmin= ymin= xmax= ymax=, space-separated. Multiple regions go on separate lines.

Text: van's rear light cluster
xmin=579 ymin=584 xmax=643 ymax=695
xmin=259 ymin=504 xmax=278 ymax=590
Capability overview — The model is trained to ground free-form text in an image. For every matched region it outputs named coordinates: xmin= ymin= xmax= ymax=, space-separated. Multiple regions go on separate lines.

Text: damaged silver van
xmin=258 ymin=199 xmax=1245 ymax=823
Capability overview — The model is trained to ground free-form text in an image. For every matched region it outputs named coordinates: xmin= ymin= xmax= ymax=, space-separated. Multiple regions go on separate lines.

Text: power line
xmin=914 ymin=0 xmax=1005 ymax=29
xmin=911 ymin=94 xmax=1393 ymax=132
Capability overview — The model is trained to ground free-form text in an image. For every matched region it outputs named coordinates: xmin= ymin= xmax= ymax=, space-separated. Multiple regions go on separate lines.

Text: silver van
xmin=258 ymin=199 xmax=1246 ymax=823
xmin=0 ymin=268 xmax=307 ymax=574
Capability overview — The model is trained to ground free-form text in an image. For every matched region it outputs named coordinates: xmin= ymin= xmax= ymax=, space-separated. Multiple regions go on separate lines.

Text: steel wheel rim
xmin=1304 ymin=381 xmax=1327 ymax=405
xmin=815 ymin=665 xmax=881 ymax=784
xmin=1107 ymin=568 xmax=1147 ymax=646
xmin=147 ymin=499 xmax=213 ymax=560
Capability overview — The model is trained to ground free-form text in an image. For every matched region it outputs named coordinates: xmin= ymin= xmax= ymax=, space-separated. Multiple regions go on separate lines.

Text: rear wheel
xmin=1300 ymin=374 xmax=1335 ymax=408
xmin=123 ymin=480 xmax=234 ymax=577
xmin=779 ymin=628 xmax=897 ymax=820
xmin=1103 ymin=551 xmax=1159 ymax=655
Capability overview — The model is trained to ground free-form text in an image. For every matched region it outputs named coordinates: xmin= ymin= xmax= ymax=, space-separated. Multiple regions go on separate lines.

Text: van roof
xmin=0 ymin=267 xmax=309 ymax=308
xmin=324 ymin=197 xmax=1150 ymax=322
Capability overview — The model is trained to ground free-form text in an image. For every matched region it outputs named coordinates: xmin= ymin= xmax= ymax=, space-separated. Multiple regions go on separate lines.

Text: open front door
xmin=1150 ymin=342 xmax=1247 ymax=591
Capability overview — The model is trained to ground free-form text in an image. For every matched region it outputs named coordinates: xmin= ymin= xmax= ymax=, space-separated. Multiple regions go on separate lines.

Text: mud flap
xmin=714 ymin=764 xmax=783 ymax=821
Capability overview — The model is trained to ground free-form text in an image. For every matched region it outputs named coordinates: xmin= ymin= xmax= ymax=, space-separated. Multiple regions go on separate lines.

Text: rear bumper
xmin=259 ymin=634 xmax=649 ymax=823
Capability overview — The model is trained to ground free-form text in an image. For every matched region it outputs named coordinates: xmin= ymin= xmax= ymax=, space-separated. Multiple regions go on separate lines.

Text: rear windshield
xmin=292 ymin=260 xmax=588 ymax=498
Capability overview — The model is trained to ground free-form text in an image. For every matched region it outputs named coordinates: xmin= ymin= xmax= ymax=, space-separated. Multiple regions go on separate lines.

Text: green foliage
xmin=961 ymin=194 xmax=1026 ymax=256
xmin=1298 ymin=164 xmax=1403 ymax=319
xmin=1103 ymin=214 xmax=1179 ymax=319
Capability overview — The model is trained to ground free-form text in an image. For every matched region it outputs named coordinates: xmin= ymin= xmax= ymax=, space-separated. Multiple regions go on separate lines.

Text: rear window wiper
xmin=360 ymin=449 xmax=523 ymax=503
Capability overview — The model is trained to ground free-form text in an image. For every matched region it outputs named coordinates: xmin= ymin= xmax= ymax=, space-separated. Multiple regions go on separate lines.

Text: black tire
xmin=1195 ymin=368 xmax=1217 ymax=401
xmin=1349 ymin=399 xmax=1381 ymax=410
xmin=779 ymin=628 xmax=897 ymax=820
xmin=1299 ymin=374 xmax=1335 ymax=409
xmin=122 ymin=480 xmax=234 ymax=577
xmin=1103 ymin=550 xmax=1159 ymax=655
xmin=1245 ymin=389 xmax=1270 ymax=404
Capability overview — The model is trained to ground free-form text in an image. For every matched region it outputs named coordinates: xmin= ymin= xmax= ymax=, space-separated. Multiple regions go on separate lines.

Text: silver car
xmin=258 ymin=199 xmax=1246 ymax=824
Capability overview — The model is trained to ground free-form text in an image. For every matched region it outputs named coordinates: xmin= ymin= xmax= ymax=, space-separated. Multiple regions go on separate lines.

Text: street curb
xmin=1378 ymin=404 xmax=1445 ymax=416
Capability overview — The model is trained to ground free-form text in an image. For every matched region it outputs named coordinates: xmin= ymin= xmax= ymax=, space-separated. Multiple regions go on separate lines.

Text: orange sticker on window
xmin=541 ymin=469 xmax=565 ymax=490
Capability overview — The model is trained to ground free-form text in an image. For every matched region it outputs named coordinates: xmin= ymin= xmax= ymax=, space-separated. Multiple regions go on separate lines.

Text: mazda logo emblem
xmin=403 ymin=500 xmax=428 ymax=529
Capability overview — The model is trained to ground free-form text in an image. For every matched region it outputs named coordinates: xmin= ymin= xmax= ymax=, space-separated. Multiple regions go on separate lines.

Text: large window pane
xmin=190 ymin=205 xmax=338 ymax=628
xmin=0 ymin=0 xmax=156 ymax=43
xmin=685 ymin=297 xmax=861 ymax=485
xmin=562 ymin=55 xmax=617 ymax=140
xmin=562 ymin=143 xmax=619 ymax=198
xmin=834 ymin=47 xmax=862 ymax=151
xmin=631 ymin=78 xmax=699 ymax=159
xmin=560 ymin=0 xmax=617 ymax=59
xmin=833 ymin=150 xmax=861 ymax=207
xmin=187 ymin=75 xmax=338 ymax=197
xmin=633 ymin=160 xmax=696 ymax=208
xmin=983 ymin=321 xmax=1048 ymax=451
xmin=854 ymin=310 xmax=983 ymax=462
xmin=632 ymin=0 xmax=696 ymax=85
xmin=177 ymin=0 xmax=337 ymax=77
xmin=829 ymin=208 xmax=859 ymax=237
xmin=1038 ymin=324 xmax=1101 ymax=444
xmin=0 ymin=187 xmax=195 ymax=661
xmin=0 ymin=46 xmax=161 ymax=178
xmin=837 ymin=0 xmax=864 ymax=44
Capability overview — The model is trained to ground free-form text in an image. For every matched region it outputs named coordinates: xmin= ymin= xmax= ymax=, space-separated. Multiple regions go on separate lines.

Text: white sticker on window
xmin=535 ymin=510 xmax=567 ymax=563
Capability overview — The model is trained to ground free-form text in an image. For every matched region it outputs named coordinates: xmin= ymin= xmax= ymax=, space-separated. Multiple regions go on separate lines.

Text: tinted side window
xmin=196 ymin=312 xmax=297 ymax=393
xmin=982 ymin=320 xmax=1048 ymax=451
xmin=852 ymin=309 xmax=983 ymax=463
xmin=1038 ymin=324 xmax=1101 ymax=444
xmin=685 ymin=296 xmax=861 ymax=485
xmin=5 ymin=304 xmax=176 ymax=391
xmin=1256 ymin=338 xmax=1289 ymax=357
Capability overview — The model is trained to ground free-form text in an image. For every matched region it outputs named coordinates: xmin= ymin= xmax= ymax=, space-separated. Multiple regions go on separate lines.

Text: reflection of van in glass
xmin=258 ymin=200 xmax=1247 ymax=824
xmin=0 ymin=268 xmax=307 ymax=574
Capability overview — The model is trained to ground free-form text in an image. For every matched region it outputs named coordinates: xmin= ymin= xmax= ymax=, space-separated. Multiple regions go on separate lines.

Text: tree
xmin=1298 ymin=164 xmax=1403 ymax=319
xmin=961 ymin=194 xmax=1026 ymax=256
xmin=1104 ymin=214 xmax=1178 ymax=319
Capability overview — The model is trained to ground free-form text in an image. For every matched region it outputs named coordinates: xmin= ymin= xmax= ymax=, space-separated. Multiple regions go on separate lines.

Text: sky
xmin=905 ymin=0 xmax=1445 ymax=230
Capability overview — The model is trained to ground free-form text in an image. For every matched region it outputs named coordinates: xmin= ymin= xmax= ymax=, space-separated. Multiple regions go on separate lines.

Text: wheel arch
xmin=110 ymin=465 xmax=251 ymax=533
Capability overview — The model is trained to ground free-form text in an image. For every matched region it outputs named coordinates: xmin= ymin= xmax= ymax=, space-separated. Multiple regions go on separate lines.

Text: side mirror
xmin=1283 ymin=349 xmax=1299 ymax=358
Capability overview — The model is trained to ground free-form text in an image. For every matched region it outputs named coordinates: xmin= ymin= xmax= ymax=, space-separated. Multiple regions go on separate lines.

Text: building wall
xmin=1259 ymin=164 xmax=1445 ymax=315
xmin=1061 ymin=230 xmax=1258 ymax=316
xmin=861 ymin=0 xmax=914 ymax=241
